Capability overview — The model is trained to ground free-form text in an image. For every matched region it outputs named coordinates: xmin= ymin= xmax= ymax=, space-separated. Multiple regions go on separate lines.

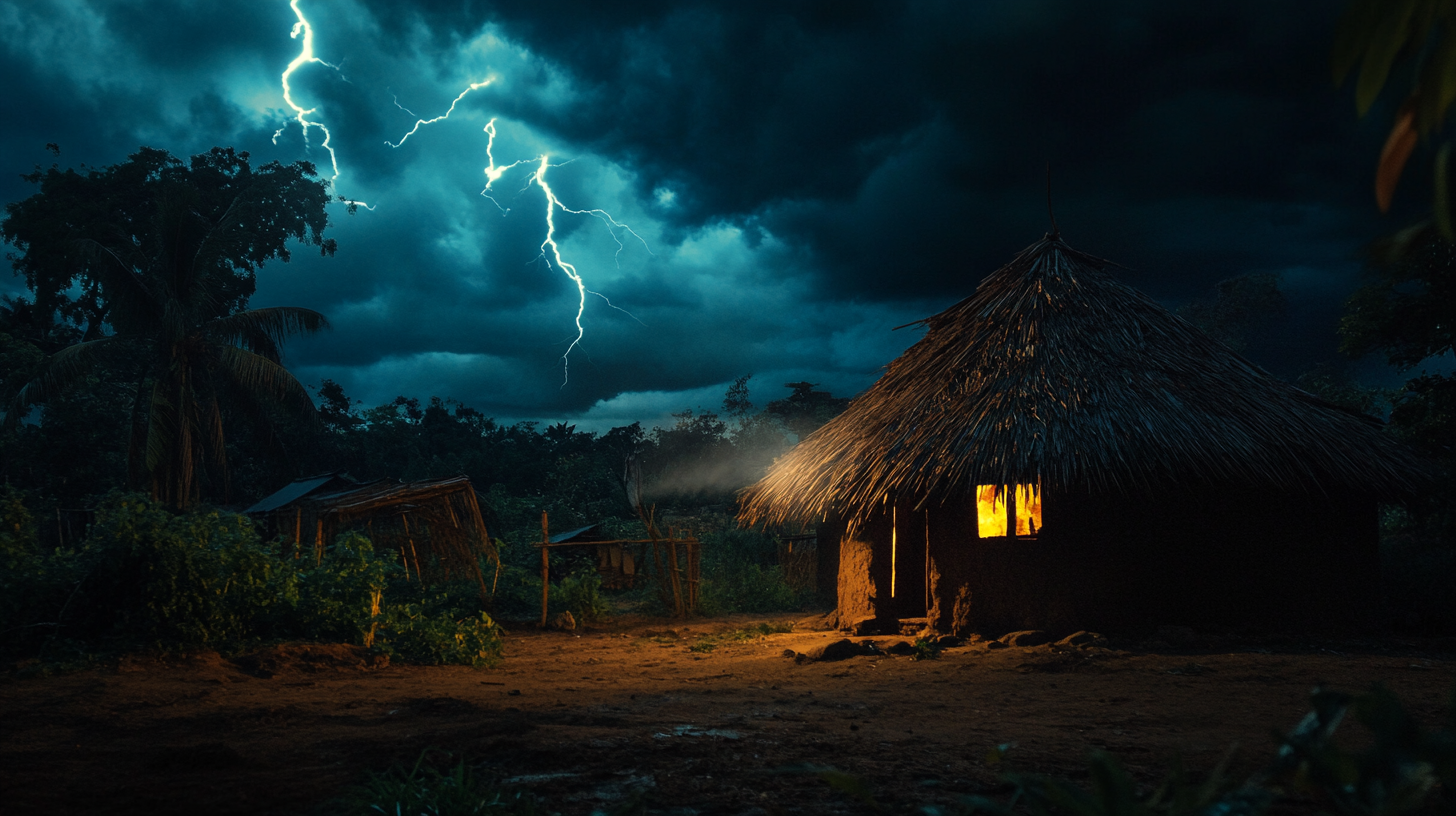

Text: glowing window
xmin=975 ymin=483 xmax=1042 ymax=538
xmin=976 ymin=485 xmax=1006 ymax=537
xmin=1015 ymin=484 xmax=1041 ymax=536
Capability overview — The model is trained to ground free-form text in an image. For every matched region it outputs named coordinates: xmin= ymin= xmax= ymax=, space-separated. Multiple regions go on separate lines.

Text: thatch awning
xmin=249 ymin=474 xmax=498 ymax=597
xmin=740 ymin=233 xmax=1428 ymax=529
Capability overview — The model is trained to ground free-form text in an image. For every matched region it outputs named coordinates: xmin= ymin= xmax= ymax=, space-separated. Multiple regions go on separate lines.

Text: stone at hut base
xmin=804 ymin=639 xmax=863 ymax=662
xmin=846 ymin=616 xmax=899 ymax=636
xmin=548 ymin=611 xmax=576 ymax=631
xmin=998 ymin=630 xmax=1053 ymax=647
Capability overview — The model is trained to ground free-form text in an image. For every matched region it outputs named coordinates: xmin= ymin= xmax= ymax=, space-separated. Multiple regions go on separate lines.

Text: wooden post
xmin=687 ymin=536 xmax=700 ymax=611
xmin=315 ymin=517 xmax=325 ymax=564
xmin=540 ymin=511 xmax=550 ymax=627
xmin=925 ymin=509 xmax=932 ymax=618
xmin=1007 ymin=484 xmax=1018 ymax=538
xmin=402 ymin=513 xmax=421 ymax=582
xmin=462 ymin=488 xmax=497 ymax=600
xmin=667 ymin=526 xmax=685 ymax=617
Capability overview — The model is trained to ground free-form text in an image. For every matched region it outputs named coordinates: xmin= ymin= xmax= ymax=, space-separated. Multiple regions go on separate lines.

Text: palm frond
xmin=189 ymin=195 xmax=247 ymax=281
xmin=75 ymin=237 xmax=165 ymax=332
xmin=212 ymin=344 xmax=316 ymax=413
xmin=4 ymin=337 xmax=125 ymax=429
xmin=144 ymin=380 xmax=177 ymax=474
xmin=206 ymin=307 xmax=329 ymax=353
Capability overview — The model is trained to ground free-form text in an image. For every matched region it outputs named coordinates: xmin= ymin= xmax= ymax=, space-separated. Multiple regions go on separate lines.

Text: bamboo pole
xmin=540 ymin=511 xmax=550 ymax=627
xmin=402 ymin=513 xmax=421 ymax=581
xmin=687 ymin=536 xmax=700 ymax=611
xmin=462 ymin=487 xmax=497 ymax=599
xmin=667 ymin=525 xmax=685 ymax=617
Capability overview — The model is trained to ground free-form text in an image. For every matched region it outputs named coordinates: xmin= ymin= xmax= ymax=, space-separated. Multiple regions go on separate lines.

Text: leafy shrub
xmin=698 ymin=561 xmax=800 ymax=615
xmin=912 ymin=636 xmax=942 ymax=661
xmin=555 ymin=569 xmax=611 ymax=625
xmin=381 ymin=606 xmax=503 ymax=667
xmin=290 ymin=532 xmax=395 ymax=645
xmin=0 ymin=487 xmax=88 ymax=660
xmin=0 ymin=493 xmax=504 ymax=666
xmin=77 ymin=493 xmax=283 ymax=649
xmin=696 ymin=527 xmax=805 ymax=614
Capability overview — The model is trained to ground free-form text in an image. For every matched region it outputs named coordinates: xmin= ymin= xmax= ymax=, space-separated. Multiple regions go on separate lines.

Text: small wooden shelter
xmin=740 ymin=231 xmax=1429 ymax=635
xmin=247 ymin=473 xmax=497 ymax=598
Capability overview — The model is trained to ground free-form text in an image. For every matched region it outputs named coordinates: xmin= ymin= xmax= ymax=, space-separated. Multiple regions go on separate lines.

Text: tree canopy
xmin=2 ymin=146 xmax=336 ymax=509
xmin=2 ymin=146 xmax=337 ymax=340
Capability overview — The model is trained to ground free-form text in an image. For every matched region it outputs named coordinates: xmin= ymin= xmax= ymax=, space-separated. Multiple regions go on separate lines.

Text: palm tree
xmin=6 ymin=182 xmax=328 ymax=509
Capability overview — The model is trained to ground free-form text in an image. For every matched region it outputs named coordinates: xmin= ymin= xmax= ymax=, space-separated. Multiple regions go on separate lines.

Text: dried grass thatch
xmin=740 ymin=233 xmax=1428 ymax=530
xmin=254 ymin=474 xmax=498 ymax=598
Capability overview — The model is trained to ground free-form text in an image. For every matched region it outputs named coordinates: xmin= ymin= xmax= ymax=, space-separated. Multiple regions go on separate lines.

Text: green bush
xmin=290 ymin=532 xmax=395 ymax=645
xmin=697 ymin=527 xmax=804 ymax=614
xmin=77 ymin=493 xmax=283 ymax=649
xmin=555 ymin=569 xmax=611 ymax=624
xmin=0 ymin=492 xmax=504 ymax=666
xmin=381 ymin=606 xmax=503 ymax=667
xmin=698 ymin=560 xmax=800 ymax=615
xmin=0 ymin=486 xmax=89 ymax=660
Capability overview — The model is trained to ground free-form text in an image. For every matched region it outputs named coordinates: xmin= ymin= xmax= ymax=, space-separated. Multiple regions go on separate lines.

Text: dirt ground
xmin=2 ymin=615 xmax=1454 ymax=816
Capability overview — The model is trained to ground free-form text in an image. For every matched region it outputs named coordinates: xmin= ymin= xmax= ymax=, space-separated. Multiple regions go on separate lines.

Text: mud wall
xmin=916 ymin=485 xmax=1381 ymax=635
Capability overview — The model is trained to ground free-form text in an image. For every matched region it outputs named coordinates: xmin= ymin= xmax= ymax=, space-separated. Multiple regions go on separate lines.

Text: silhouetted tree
xmin=765 ymin=381 xmax=851 ymax=441
xmin=3 ymin=148 xmax=334 ymax=509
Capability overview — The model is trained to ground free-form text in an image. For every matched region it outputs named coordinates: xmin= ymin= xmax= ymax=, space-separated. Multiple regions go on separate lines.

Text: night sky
xmin=0 ymin=1 xmax=1417 ymax=430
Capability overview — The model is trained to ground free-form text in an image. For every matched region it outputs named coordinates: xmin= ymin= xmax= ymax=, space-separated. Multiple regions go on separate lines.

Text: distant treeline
xmin=0 ymin=301 xmax=849 ymax=537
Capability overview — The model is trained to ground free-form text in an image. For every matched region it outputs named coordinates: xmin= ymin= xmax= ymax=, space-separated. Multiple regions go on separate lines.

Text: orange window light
xmin=1015 ymin=483 xmax=1042 ymax=536
xmin=976 ymin=483 xmax=1042 ymax=538
xmin=976 ymin=485 xmax=1006 ymax=538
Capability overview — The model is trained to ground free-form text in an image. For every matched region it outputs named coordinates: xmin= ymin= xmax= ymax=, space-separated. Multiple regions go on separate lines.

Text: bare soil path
xmin=2 ymin=615 xmax=1453 ymax=815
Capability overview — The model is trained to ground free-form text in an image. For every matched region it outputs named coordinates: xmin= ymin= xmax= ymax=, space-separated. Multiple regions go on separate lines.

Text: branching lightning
xmin=275 ymin=0 xmax=371 ymax=208
xmin=392 ymin=90 xmax=651 ymax=384
xmin=386 ymin=80 xmax=494 ymax=148
xmin=274 ymin=2 xmax=649 ymax=385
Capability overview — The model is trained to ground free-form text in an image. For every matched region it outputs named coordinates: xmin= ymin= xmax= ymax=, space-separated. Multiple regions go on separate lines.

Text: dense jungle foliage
xmin=2 ymin=139 xmax=1454 ymax=665
xmin=0 ymin=147 xmax=843 ymax=666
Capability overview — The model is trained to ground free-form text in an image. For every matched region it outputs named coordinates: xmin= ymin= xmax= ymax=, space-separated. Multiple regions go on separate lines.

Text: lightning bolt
xmin=274 ymin=0 xmax=371 ymax=208
xmin=503 ymin=140 xmax=652 ymax=384
xmin=386 ymin=79 xmax=494 ymax=148
xmin=387 ymin=89 xmax=650 ymax=384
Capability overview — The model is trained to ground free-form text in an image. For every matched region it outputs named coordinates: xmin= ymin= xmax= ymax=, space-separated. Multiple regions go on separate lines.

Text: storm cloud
xmin=0 ymin=1 xmax=1413 ymax=428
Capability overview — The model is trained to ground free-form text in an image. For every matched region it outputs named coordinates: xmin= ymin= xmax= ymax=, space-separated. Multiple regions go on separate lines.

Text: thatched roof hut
xmin=740 ymin=232 xmax=1427 ymax=635
xmin=248 ymin=474 xmax=498 ymax=598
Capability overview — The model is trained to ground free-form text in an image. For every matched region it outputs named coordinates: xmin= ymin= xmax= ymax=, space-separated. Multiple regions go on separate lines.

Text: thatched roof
xmin=249 ymin=474 xmax=498 ymax=596
xmin=740 ymin=233 xmax=1427 ymax=529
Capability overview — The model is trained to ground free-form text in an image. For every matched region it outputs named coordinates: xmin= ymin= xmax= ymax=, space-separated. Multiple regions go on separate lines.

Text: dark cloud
xmin=0 ymin=0 xmax=1418 ymax=424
